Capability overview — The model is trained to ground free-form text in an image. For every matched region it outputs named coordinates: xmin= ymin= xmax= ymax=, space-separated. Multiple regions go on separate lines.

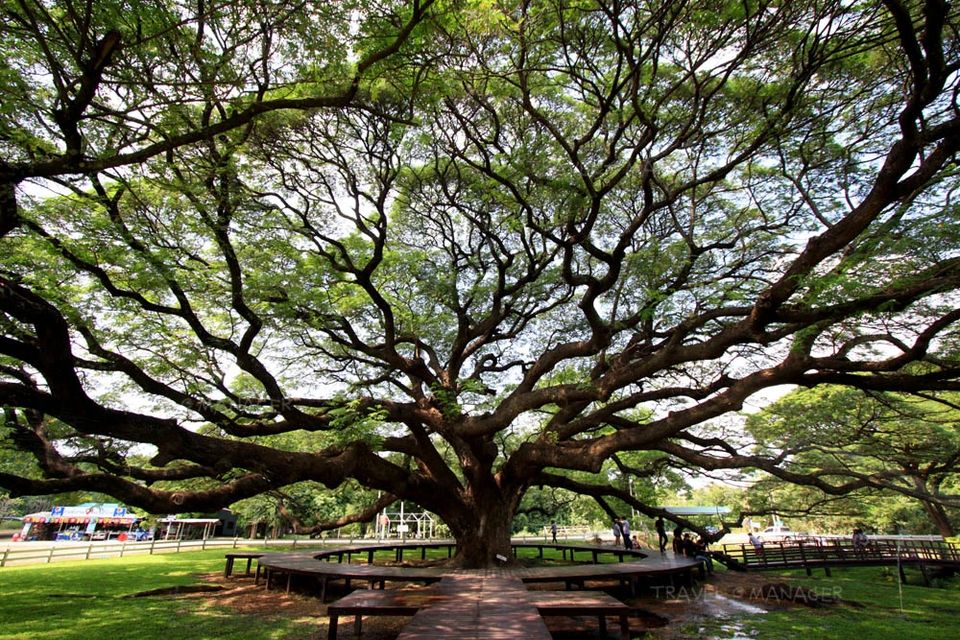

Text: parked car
xmin=758 ymin=525 xmax=795 ymax=542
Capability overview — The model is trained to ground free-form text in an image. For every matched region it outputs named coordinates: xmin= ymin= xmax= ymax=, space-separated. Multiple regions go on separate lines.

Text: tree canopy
xmin=2 ymin=0 xmax=960 ymax=566
xmin=745 ymin=385 xmax=960 ymax=536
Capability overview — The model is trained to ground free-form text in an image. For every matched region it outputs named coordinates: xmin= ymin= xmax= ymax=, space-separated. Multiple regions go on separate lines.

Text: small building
xmin=214 ymin=509 xmax=238 ymax=537
xmin=157 ymin=517 xmax=221 ymax=540
xmin=157 ymin=509 xmax=237 ymax=539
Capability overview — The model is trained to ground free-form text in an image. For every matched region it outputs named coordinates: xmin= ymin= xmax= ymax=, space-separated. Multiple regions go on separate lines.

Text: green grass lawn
xmin=2 ymin=547 xmax=957 ymax=640
xmin=662 ymin=566 xmax=960 ymax=640
xmin=0 ymin=549 xmax=312 ymax=640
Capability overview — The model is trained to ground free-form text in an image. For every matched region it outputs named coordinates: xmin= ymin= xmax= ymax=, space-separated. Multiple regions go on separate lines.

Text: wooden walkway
xmin=395 ymin=576 xmax=553 ymax=640
xmin=246 ymin=542 xmax=699 ymax=637
xmin=718 ymin=538 xmax=960 ymax=584
xmin=327 ymin=582 xmax=633 ymax=639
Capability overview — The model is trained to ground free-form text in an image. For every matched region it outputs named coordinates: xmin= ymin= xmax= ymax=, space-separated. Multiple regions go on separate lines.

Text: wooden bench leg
xmin=327 ymin=614 xmax=339 ymax=640
xmin=618 ymin=613 xmax=629 ymax=640
xmin=245 ymin=557 xmax=253 ymax=575
xmin=224 ymin=557 xmax=234 ymax=578
xmin=354 ymin=614 xmax=362 ymax=636
xmin=598 ymin=614 xmax=607 ymax=637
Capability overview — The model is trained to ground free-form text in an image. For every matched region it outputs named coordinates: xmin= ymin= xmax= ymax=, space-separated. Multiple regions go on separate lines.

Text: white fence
xmin=0 ymin=527 xmax=607 ymax=568
xmin=0 ymin=536 xmax=321 ymax=568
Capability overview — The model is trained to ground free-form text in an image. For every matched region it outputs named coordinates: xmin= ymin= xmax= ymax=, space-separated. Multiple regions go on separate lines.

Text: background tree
xmin=745 ymin=385 xmax=960 ymax=537
xmin=2 ymin=0 xmax=960 ymax=567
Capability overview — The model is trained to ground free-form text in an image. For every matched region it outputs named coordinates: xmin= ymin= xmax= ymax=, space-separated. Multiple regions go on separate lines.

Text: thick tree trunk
xmin=921 ymin=499 xmax=956 ymax=538
xmin=912 ymin=477 xmax=956 ymax=537
xmin=450 ymin=507 xmax=515 ymax=568
xmin=441 ymin=486 xmax=520 ymax=568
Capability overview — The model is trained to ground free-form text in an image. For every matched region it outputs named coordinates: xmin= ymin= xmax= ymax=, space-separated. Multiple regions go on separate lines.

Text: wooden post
xmin=0 ymin=548 xmax=8 ymax=567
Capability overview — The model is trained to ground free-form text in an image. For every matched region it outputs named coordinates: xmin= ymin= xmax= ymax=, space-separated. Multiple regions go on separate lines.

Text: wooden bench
xmin=327 ymin=589 xmax=448 ymax=639
xmin=262 ymin=558 xmax=445 ymax=601
xmin=511 ymin=541 xmax=647 ymax=564
xmin=223 ymin=552 xmax=263 ymax=579
xmin=327 ymin=585 xmax=631 ymax=640
xmin=526 ymin=590 xmax=631 ymax=639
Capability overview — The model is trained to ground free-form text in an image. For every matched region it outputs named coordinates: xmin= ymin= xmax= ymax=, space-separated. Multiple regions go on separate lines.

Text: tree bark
xmin=433 ymin=478 xmax=523 ymax=568
xmin=912 ymin=476 xmax=956 ymax=537
xmin=921 ymin=499 xmax=956 ymax=538
xmin=447 ymin=502 xmax=516 ymax=568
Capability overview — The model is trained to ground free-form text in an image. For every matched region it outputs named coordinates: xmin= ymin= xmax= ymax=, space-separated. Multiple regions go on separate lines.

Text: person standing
xmin=550 ymin=521 xmax=558 ymax=543
xmin=749 ymin=531 xmax=764 ymax=555
xmin=612 ymin=519 xmax=622 ymax=546
xmin=852 ymin=528 xmax=868 ymax=555
xmin=620 ymin=517 xmax=632 ymax=549
xmin=655 ymin=517 xmax=668 ymax=553
xmin=672 ymin=525 xmax=684 ymax=555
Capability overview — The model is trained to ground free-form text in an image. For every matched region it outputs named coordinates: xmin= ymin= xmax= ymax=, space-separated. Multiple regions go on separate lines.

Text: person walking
xmin=655 ymin=517 xmax=668 ymax=553
xmin=550 ymin=521 xmax=558 ymax=543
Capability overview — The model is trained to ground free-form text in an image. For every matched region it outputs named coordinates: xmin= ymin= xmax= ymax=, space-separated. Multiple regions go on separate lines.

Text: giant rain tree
xmin=2 ymin=0 xmax=960 ymax=566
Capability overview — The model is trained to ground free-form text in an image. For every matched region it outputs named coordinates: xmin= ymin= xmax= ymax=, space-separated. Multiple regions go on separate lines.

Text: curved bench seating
xmin=246 ymin=541 xmax=700 ymax=639
xmin=252 ymin=541 xmax=699 ymax=601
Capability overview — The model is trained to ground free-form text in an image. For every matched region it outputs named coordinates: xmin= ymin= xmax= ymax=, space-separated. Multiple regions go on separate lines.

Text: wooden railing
xmin=718 ymin=537 xmax=960 ymax=577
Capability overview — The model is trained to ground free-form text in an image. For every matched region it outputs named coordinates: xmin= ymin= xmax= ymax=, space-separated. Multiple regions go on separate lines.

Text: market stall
xmin=17 ymin=503 xmax=142 ymax=541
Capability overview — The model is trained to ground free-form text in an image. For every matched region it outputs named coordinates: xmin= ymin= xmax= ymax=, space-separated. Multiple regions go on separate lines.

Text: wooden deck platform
xmin=326 ymin=580 xmax=632 ymax=640
xmin=251 ymin=542 xmax=698 ymax=638
xmin=395 ymin=576 xmax=552 ymax=640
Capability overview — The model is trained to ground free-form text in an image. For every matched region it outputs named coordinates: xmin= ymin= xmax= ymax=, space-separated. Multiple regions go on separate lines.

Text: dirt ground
xmin=182 ymin=570 xmax=835 ymax=639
